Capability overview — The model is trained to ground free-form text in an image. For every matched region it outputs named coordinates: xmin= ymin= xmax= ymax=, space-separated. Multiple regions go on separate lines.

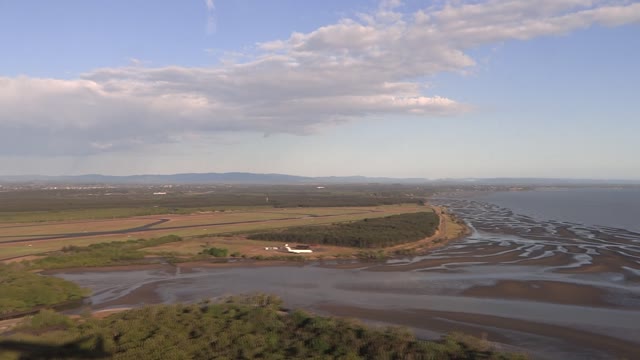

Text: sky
xmin=0 ymin=0 xmax=639 ymax=179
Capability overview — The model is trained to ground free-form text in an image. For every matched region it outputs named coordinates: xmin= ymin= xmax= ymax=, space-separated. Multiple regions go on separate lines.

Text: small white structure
xmin=284 ymin=244 xmax=313 ymax=254
xmin=153 ymin=192 xmax=167 ymax=195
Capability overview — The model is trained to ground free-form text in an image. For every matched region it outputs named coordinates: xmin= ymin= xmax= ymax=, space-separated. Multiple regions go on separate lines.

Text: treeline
xmin=1 ymin=294 xmax=527 ymax=360
xmin=29 ymin=235 xmax=182 ymax=270
xmin=0 ymin=264 xmax=88 ymax=315
xmin=0 ymin=184 xmax=429 ymax=215
xmin=249 ymin=212 xmax=439 ymax=248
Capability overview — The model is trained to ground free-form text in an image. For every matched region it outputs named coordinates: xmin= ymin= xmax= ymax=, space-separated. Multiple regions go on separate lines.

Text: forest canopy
xmin=248 ymin=212 xmax=439 ymax=248
xmin=1 ymin=294 xmax=527 ymax=360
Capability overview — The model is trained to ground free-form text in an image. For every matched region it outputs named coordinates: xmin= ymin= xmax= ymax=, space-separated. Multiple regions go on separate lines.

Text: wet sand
xmin=41 ymin=263 xmax=177 ymax=275
xmin=176 ymin=260 xmax=305 ymax=272
xmin=315 ymin=304 xmax=640 ymax=360
xmin=51 ymin=262 xmax=640 ymax=360
xmin=461 ymin=280 xmax=612 ymax=307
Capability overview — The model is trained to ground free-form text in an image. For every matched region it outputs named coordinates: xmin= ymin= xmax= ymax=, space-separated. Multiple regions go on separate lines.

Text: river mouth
xmin=53 ymin=196 xmax=640 ymax=360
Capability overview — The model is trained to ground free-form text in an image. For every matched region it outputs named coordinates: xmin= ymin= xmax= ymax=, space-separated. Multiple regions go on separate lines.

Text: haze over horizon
xmin=1 ymin=0 xmax=639 ymax=179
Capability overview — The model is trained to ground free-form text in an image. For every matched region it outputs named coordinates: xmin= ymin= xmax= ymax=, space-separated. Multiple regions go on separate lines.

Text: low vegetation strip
xmin=0 ymin=264 xmax=89 ymax=315
xmin=1 ymin=295 xmax=527 ymax=360
xmin=28 ymin=235 xmax=182 ymax=270
xmin=248 ymin=212 xmax=439 ymax=248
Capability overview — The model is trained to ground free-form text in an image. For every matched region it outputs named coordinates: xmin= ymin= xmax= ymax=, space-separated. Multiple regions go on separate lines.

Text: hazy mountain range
xmin=1 ymin=173 xmax=638 ymax=186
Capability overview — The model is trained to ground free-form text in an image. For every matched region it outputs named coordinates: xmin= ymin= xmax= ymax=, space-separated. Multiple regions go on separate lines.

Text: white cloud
xmin=205 ymin=0 xmax=216 ymax=34
xmin=1 ymin=0 xmax=639 ymax=155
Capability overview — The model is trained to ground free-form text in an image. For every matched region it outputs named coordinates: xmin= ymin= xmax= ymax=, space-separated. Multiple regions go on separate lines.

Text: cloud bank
xmin=1 ymin=0 xmax=639 ymax=155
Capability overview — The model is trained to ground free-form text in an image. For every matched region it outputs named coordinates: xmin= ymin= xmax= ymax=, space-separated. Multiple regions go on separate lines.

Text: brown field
xmin=0 ymin=204 xmax=432 ymax=261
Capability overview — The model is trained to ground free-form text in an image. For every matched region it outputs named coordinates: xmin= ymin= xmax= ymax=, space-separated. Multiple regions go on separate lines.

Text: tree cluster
xmin=0 ymin=264 xmax=88 ymax=315
xmin=3 ymin=295 xmax=527 ymax=360
xmin=30 ymin=235 xmax=182 ymax=270
xmin=249 ymin=212 xmax=439 ymax=248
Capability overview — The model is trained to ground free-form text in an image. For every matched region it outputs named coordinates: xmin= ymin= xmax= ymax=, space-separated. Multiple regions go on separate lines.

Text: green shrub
xmin=201 ymin=247 xmax=228 ymax=257
xmin=25 ymin=309 xmax=74 ymax=330
xmin=30 ymin=235 xmax=182 ymax=270
xmin=0 ymin=264 xmax=89 ymax=314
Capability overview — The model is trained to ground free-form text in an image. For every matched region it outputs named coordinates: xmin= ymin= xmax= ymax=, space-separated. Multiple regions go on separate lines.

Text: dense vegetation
xmin=0 ymin=184 xmax=430 ymax=222
xmin=29 ymin=235 xmax=182 ymax=270
xmin=201 ymin=247 xmax=229 ymax=257
xmin=0 ymin=264 xmax=89 ymax=315
xmin=249 ymin=212 xmax=439 ymax=248
xmin=1 ymin=295 xmax=526 ymax=360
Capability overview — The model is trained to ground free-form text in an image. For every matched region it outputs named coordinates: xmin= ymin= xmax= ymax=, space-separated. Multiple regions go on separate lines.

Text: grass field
xmin=0 ymin=204 xmax=427 ymax=260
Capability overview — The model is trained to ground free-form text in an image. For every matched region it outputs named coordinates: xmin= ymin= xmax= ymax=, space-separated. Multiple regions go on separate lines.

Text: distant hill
xmin=0 ymin=172 xmax=429 ymax=185
xmin=0 ymin=173 xmax=638 ymax=185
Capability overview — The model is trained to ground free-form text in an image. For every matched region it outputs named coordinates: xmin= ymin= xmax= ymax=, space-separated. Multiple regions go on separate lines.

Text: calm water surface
xmin=476 ymin=188 xmax=640 ymax=233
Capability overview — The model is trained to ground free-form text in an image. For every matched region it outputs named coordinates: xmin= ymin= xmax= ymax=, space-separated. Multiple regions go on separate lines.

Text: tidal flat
xmin=52 ymin=189 xmax=640 ymax=360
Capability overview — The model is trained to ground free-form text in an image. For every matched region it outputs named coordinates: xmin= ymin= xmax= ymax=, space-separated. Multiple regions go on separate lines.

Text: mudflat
xmin=315 ymin=303 xmax=640 ymax=360
xmin=44 ymin=194 xmax=640 ymax=360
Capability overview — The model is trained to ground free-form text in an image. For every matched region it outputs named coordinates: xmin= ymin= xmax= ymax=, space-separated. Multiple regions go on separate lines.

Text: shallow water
xmin=54 ymin=188 xmax=640 ymax=360
xmin=475 ymin=188 xmax=640 ymax=233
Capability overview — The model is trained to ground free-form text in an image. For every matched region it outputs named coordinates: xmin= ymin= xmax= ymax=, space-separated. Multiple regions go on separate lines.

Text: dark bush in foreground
xmin=2 ymin=294 xmax=527 ymax=360
xmin=249 ymin=212 xmax=439 ymax=248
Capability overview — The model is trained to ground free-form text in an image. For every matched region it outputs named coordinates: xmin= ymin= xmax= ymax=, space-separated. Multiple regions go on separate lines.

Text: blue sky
xmin=1 ymin=0 xmax=639 ymax=179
